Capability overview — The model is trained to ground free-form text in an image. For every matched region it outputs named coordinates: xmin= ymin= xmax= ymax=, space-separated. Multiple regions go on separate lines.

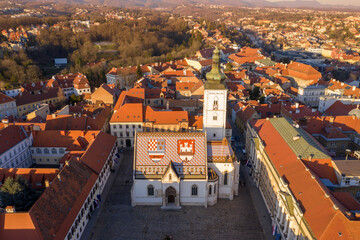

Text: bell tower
xmin=203 ymin=46 xmax=227 ymax=141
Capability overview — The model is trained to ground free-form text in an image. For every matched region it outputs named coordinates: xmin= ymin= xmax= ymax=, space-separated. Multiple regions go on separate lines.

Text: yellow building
xmin=15 ymin=88 xmax=65 ymax=117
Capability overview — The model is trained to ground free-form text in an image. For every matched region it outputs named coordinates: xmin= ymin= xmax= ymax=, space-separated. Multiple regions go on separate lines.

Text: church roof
xmin=134 ymin=132 xmax=207 ymax=179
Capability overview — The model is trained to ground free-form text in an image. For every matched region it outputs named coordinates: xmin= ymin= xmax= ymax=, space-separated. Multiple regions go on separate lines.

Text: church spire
xmin=205 ymin=45 xmax=226 ymax=89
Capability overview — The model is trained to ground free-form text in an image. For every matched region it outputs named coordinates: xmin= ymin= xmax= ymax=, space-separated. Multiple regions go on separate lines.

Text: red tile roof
xmin=144 ymin=106 xmax=188 ymax=125
xmin=0 ymin=92 xmax=15 ymax=104
xmin=324 ymin=101 xmax=357 ymax=116
xmin=29 ymin=157 xmax=97 ymax=240
xmin=110 ymin=103 xmax=143 ymax=123
xmin=0 ymin=125 xmax=28 ymax=155
xmin=285 ymin=61 xmax=322 ymax=81
xmin=252 ymin=119 xmax=360 ymax=240
xmin=80 ymin=131 xmax=116 ymax=174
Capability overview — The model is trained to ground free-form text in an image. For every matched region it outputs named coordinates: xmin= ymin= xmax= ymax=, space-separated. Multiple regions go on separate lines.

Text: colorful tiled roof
xmin=135 ymin=132 xmax=206 ymax=178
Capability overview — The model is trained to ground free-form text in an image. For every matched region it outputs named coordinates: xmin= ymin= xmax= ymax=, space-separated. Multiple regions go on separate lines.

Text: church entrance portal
xmin=165 ymin=187 xmax=176 ymax=205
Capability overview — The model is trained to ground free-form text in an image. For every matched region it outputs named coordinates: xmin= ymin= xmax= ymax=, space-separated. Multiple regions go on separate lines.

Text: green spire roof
xmin=205 ymin=46 xmax=226 ymax=90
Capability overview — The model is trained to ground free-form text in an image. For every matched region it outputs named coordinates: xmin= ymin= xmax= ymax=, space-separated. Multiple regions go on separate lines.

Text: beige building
xmin=15 ymin=88 xmax=65 ymax=117
xmin=246 ymin=117 xmax=360 ymax=240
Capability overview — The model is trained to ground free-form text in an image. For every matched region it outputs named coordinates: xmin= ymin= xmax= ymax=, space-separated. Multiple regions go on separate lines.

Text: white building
xmin=0 ymin=125 xmax=33 ymax=168
xmin=131 ymin=132 xmax=239 ymax=207
xmin=2 ymin=88 xmax=22 ymax=98
xmin=0 ymin=92 xmax=18 ymax=119
xmin=203 ymin=46 xmax=228 ymax=141
xmin=297 ymin=84 xmax=326 ymax=107
xmin=131 ymin=47 xmax=239 ymax=208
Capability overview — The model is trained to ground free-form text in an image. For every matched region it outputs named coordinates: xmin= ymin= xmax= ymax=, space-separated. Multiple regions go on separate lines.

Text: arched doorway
xmin=165 ymin=187 xmax=176 ymax=204
xmin=126 ymin=139 xmax=131 ymax=147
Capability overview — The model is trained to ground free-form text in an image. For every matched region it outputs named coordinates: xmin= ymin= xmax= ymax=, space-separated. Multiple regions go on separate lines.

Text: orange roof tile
xmin=144 ymin=106 xmax=188 ymax=125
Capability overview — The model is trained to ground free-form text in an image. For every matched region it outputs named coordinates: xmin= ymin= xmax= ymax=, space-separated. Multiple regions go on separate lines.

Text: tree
xmin=136 ymin=65 xmax=143 ymax=79
xmin=250 ymin=86 xmax=261 ymax=100
xmin=0 ymin=176 xmax=40 ymax=211
xmin=69 ymin=94 xmax=83 ymax=105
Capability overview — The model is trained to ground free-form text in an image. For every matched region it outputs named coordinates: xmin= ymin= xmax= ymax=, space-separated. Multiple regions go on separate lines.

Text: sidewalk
xmin=241 ymin=166 xmax=274 ymax=240
xmin=80 ymin=152 xmax=124 ymax=240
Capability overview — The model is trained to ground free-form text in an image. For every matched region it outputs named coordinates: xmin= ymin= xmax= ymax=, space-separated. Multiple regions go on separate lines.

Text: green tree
xmin=136 ymin=65 xmax=143 ymax=79
xmin=0 ymin=176 xmax=40 ymax=211
xmin=69 ymin=94 xmax=83 ymax=105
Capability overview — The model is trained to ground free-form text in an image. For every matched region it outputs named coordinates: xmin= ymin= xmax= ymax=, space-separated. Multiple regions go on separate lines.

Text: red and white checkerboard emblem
xmin=178 ymin=139 xmax=195 ymax=161
xmin=148 ymin=139 xmax=165 ymax=161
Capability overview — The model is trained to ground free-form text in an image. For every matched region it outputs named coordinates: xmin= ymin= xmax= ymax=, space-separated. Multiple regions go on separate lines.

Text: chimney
xmin=312 ymin=108 xmax=316 ymax=112
xmin=57 ymin=174 xmax=61 ymax=182
xmin=183 ymin=69 xmax=187 ymax=76
xmin=45 ymin=179 xmax=50 ymax=188
xmin=5 ymin=206 xmax=15 ymax=213
xmin=353 ymin=86 xmax=356 ymax=91
xmin=329 ymin=116 xmax=334 ymax=123
xmin=166 ymin=101 xmax=169 ymax=110
xmin=52 ymin=113 xmax=56 ymax=119
xmin=295 ymin=102 xmax=299 ymax=109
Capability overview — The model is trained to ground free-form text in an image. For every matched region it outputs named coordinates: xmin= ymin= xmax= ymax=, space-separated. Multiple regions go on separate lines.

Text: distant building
xmin=54 ymin=58 xmax=67 ymax=67
xmin=0 ymin=92 xmax=17 ymax=119
xmin=0 ymin=125 xmax=32 ymax=168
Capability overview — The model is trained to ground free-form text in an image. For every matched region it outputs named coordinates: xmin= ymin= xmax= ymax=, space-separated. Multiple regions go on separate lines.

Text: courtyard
xmin=86 ymin=150 xmax=266 ymax=240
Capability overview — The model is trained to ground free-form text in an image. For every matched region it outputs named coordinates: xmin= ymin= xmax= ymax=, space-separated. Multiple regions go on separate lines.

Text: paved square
xmin=88 ymin=151 xmax=265 ymax=240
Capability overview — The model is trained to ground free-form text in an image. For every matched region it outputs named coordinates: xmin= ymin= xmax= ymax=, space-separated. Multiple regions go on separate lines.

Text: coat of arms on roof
xmin=148 ymin=139 xmax=165 ymax=161
xmin=178 ymin=139 xmax=195 ymax=161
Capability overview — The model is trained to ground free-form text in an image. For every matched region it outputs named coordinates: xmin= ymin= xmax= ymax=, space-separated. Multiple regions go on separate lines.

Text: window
xmin=214 ymin=184 xmax=216 ymax=194
xmin=213 ymin=113 xmax=218 ymax=121
xmin=44 ymin=148 xmax=49 ymax=154
xmin=169 ymin=174 xmax=172 ymax=181
xmin=356 ymin=191 xmax=360 ymax=198
xmin=191 ymin=185 xmax=198 ymax=196
xmin=209 ymin=185 xmax=212 ymax=195
xmin=224 ymin=172 xmax=228 ymax=185
xmin=345 ymin=178 xmax=350 ymax=185
xmin=147 ymin=185 xmax=154 ymax=196
xmin=213 ymin=98 xmax=219 ymax=110
xmin=59 ymin=148 xmax=65 ymax=154
xmin=52 ymin=148 xmax=57 ymax=154
xmin=36 ymin=148 xmax=42 ymax=154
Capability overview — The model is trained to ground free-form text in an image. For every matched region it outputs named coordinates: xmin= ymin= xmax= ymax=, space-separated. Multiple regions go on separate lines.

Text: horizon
xmin=267 ymin=0 xmax=360 ymax=7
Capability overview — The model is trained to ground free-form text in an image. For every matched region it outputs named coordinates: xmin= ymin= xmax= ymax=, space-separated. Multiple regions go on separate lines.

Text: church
xmin=131 ymin=47 xmax=239 ymax=207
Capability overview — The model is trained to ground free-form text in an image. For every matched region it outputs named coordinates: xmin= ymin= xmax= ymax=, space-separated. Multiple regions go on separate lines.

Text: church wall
xmin=179 ymin=179 xmax=208 ymax=206
xmin=209 ymin=162 xmax=237 ymax=200
xmin=131 ymin=179 xmax=163 ymax=206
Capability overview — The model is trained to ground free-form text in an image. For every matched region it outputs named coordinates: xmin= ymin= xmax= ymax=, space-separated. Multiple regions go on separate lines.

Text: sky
xmin=268 ymin=0 xmax=360 ymax=7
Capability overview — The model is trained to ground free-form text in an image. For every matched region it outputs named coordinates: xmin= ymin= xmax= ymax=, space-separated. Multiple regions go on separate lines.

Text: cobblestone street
xmin=86 ymin=150 xmax=266 ymax=240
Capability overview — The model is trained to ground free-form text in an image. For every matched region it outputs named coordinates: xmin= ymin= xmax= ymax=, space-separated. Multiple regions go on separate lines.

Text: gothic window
xmin=191 ymin=185 xmax=198 ymax=196
xmin=209 ymin=185 xmax=212 ymax=195
xmin=213 ymin=113 xmax=218 ymax=121
xmin=214 ymin=184 xmax=216 ymax=194
xmin=224 ymin=172 xmax=228 ymax=185
xmin=147 ymin=185 xmax=154 ymax=196
xmin=213 ymin=97 xmax=219 ymax=110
